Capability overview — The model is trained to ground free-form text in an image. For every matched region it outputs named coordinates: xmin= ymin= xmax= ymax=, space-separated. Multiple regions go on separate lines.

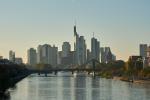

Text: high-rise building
xmin=140 ymin=44 xmax=147 ymax=57
xmin=74 ymin=25 xmax=86 ymax=65
xmin=87 ymin=49 xmax=91 ymax=61
xmin=101 ymin=47 xmax=114 ymax=63
xmin=9 ymin=50 xmax=15 ymax=62
xmin=27 ymin=48 xmax=37 ymax=66
xmin=62 ymin=42 xmax=71 ymax=57
xmin=37 ymin=45 xmax=43 ymax=64
xmin=57 ymin=51 xmax=62 ymax=65
xmin=51 ymin=45 xmax=58 ymax=66
xmin=100 ymin=47 xmax=105 ymax=63
xmin=91 ymin=37 xmax=100 ymax=61
xmin=37 ymin=44 xmax=58 ymax=66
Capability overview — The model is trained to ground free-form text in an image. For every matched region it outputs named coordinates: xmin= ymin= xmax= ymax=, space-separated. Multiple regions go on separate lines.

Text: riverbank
xmin=113 ymin=76 xmax=150 ymax=84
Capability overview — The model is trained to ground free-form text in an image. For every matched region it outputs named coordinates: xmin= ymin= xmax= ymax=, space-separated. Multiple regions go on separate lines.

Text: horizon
xmin=1 ymin=0 xmax=150 ymax=63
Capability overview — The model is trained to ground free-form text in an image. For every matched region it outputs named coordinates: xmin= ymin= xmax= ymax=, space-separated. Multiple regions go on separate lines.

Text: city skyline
xmin=0 ymin=0 xmax=150 ymax=62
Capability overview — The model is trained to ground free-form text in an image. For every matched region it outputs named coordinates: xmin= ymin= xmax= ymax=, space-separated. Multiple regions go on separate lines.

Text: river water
xmin=6 ymin=72 xmax=150 ymax=100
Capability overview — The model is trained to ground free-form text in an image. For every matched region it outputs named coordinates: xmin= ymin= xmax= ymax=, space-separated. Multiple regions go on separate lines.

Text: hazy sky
xmin=0 ymin=0 xmax=150 ymax=63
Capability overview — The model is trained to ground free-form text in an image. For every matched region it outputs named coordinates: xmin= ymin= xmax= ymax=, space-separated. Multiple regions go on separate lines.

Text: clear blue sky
xmin=0 ymin=0 xmax=150 ymax=62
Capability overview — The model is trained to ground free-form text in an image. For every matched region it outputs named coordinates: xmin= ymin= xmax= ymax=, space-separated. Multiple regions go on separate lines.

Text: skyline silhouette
xmin=0 ymin=0 xmax=150 ymax=62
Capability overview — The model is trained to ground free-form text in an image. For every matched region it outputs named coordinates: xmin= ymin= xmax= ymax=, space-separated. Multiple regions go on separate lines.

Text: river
xmin=5 ymin=72 xmax=150 ymax=100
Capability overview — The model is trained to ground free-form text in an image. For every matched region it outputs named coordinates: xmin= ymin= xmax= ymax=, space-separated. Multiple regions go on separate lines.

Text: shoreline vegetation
xmin=96 ymin=60 xmax=150 ymax=84
xmin=0 ymin=59 xmax=30 ymax=93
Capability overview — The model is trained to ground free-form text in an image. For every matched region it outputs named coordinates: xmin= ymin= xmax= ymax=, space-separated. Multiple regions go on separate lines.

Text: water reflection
xmin=7 ymin=73 xmax=150 ymax=100
xmin=74 ymin=76 xmax=86 ymax=100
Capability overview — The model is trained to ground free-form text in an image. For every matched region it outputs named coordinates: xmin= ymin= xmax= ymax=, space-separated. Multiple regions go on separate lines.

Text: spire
xmin=74 ymin=21 xmax=77 ymax=36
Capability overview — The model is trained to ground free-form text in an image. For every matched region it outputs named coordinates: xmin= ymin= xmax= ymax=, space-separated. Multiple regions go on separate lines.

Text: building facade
xmin=140 ymin=44 xmax=147 ymax=57
xmin=27 ymin=48 xmax=37 ymax=66
xmin=101 ymin=47 xmax=115 ymax=63
xmin=37 ymin=44 xmax=58 ymax=66
xmin=9 ymin=50 xmax=15 ymax=62
xmin=91 ymin=37 xmax=100 ymax=61
xmin=74 ymin=25 xmax=86 ymax=65
xmin=62 ymin=42 xmax=71 ymax=57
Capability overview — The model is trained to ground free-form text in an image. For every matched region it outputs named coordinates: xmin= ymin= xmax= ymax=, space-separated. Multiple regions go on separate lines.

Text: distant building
xmin=87 ymin=49 xmax=91 ymax=61
xmin=15 ymin=57 xmax=23 ymax=64
xmin=140 ymin=44 xmax=147 ymax=57
xmin=9 ymin=50 xmax=15 ymax=62
xmin=62 ymin=42 xmax=71 ymax=57
xmin=37 ymin=45 xmax=42 ymax=64
xmin=128 ymin=56 xmax=143 ymax=69
xmin=0 ymin=56 xmax=3 ymax=59
xmin=91 ymin=37 xmax=100 ymax=61
xmin=74 ymin=25 xmax=86 ymax=65
xmin=51 ymin=45 xmax=58 ymax=66
xmin=27 ymin=48 xmax=37 ymax=66
xmin=146 ymin=46 xmax=150 ymax=67
xmin=129 ymin=56 xmax=142 ymax=62
xmin=101 ymin=47 xmax=115 ymax=63
xmin=37 ymin=44 xmax=58 ymax=66
xmin=100 ymin=47 xmax=105 ymax=63
xmin=57 ymin=51 xmax=62 ymax=65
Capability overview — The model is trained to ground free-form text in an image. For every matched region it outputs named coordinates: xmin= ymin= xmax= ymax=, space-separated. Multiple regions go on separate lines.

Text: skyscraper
xmin=74 ymin=25 xmax=86 ymax=65
xmin=37 ymin=44 xmax=58 ymax=66
xmin=140 ymin=44 xmax=147 ymax=57
xmin=87 ymin=49 xmax=91 ymax=61
xmin=9 ymin=50 xmax=15 ymax=62
xmin=100 ymin=47 xmax=114 ymax=63
xmin=91 ymin=37 xmax=100 ymax=61
xmin=62 ymin=42 xmax=71 ymax=57
xmin=27 ymin=48 xmax=37 ymax=66
xmin=51 ymin=45 xmax=58 ymax=66
xmin=100 ymin=47 xmax=105 ymax=63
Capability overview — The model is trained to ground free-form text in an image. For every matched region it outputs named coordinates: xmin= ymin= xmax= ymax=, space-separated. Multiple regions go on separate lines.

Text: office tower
xmin=37 ymin=44 xmax=58 ymax=66
xmin=100 ymin=47 xmax=114 ymax=63
xmin=87 ymin=49 xmax=91 ymax=61
xmin=51 ymin=45 xmax=58 ymax=66
xmin=37 ymin=45 xmax=43 ymax=64
xmin=140 ymin=44 xmax=147 ymax=57
xmin=74 ymin=25 xmax=86 ymax=65
xmin=15 ymin=57 xmax=23 ymax=64
xmin=100 ymin=47 xmax=105 ymax=63
xmin=105 ymin=47 xmax=113 ymax=63
xmin=62 ymin=42 xmax=71 ymax=57
xmin=9 ymin=50 xmax=15 ymax=62
xmin=27 ymin=48 xmax=37 ymax=66
xmin=91 ymin=37 xmax=100 ymax=61
xmin=57 ymin=51 xmax=62 ymax=65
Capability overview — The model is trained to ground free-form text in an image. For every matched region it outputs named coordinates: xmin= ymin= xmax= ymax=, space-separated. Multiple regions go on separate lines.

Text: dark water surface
xmin=7 ymin=72 xmax=150 ymax=100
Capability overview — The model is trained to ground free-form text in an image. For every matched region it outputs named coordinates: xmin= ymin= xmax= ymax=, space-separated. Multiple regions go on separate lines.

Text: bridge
xmin=31 ymin=59 xmax=101 ymax=77
xmin=0 ymin=59 xmax=101 ymax=93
